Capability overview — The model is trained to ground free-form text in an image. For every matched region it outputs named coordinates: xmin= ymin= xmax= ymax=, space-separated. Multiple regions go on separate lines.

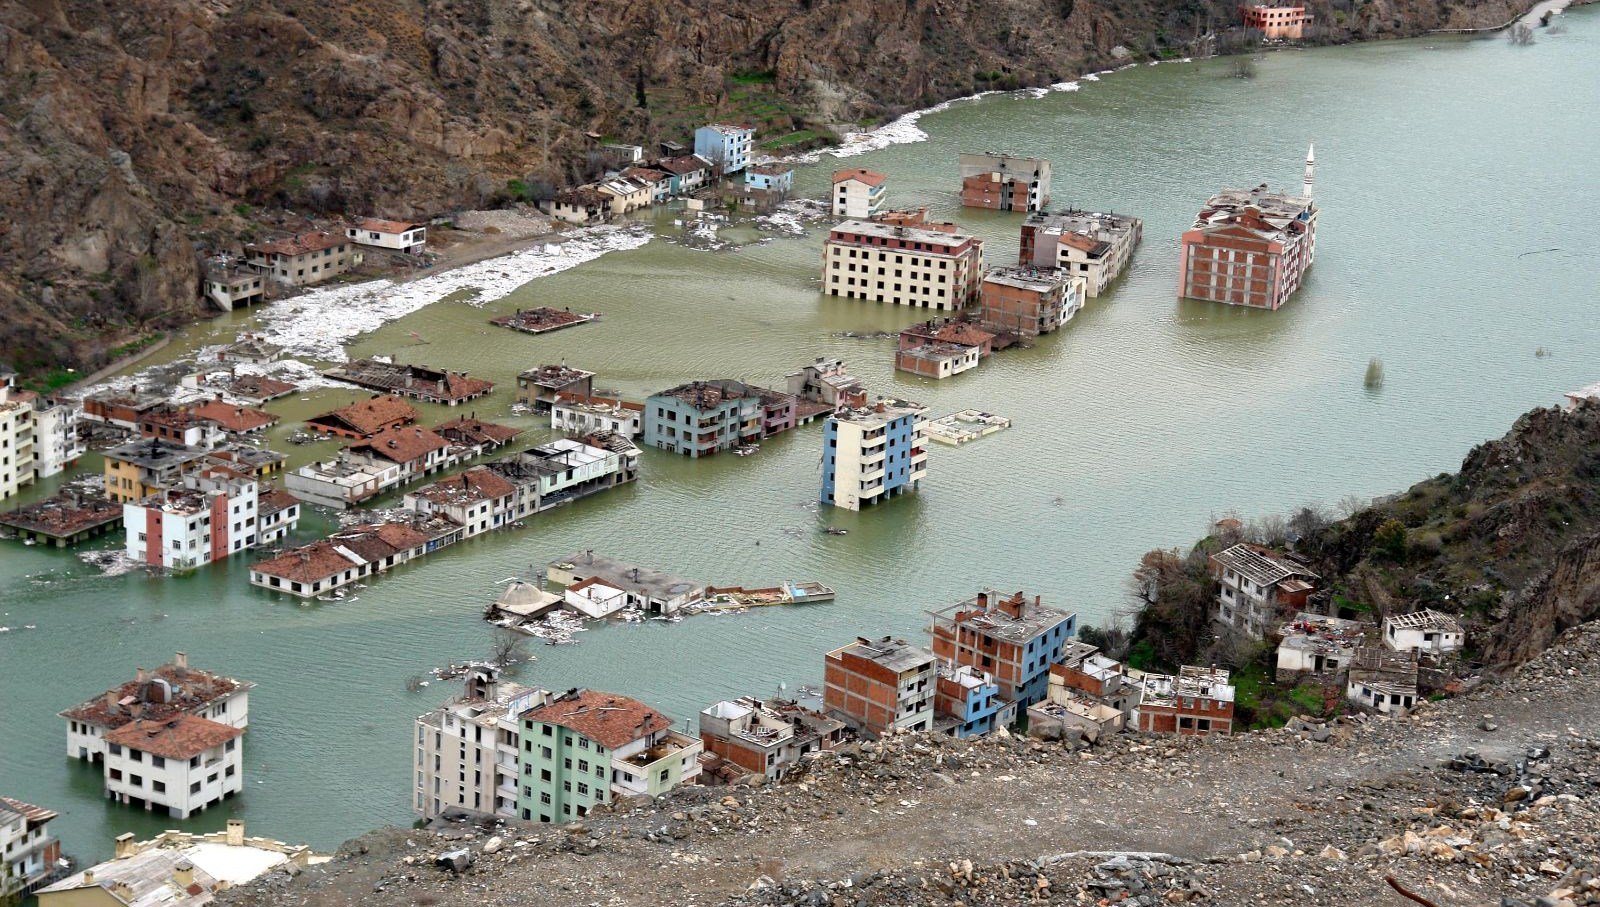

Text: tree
xmin=1230 ymin=55 xmax=1259 ymax=79
xmin=490 ymin=629 xmax=529 ymax=673
xmin=1374 ymin=518 xmax=1409 ymax=561
xmin=1507 ymin=23 xmax=1535 ymax=45
xmin=1288 ymin=504 xmax=1332 ymax=545
xmin=1364 ymin=357 xmax=1385 ymax=390
xmin=1127 ymin=547 xmax=1217 ymax=669
xmin=635 ymin=64 xmax=648 ymax=109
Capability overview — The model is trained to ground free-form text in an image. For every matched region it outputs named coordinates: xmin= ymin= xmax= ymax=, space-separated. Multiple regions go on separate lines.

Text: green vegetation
xmin=728 ymin=70 xmax=777 ymax=85
xmin=108 ymin=333 xmax=164 ymax=360
xmin=234 ymin=203 xmax=254 ymax=217
xmin=760 ymin=128 xmax=838 ymax=151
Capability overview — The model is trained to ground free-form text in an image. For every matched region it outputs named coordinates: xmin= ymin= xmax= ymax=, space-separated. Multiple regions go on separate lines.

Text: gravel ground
xmin=222 ymin=622 xmax=1600 ymax=907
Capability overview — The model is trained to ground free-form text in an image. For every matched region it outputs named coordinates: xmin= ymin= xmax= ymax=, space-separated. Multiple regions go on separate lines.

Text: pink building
xmin=1241 ymin=5 xmax=1310 ymax=39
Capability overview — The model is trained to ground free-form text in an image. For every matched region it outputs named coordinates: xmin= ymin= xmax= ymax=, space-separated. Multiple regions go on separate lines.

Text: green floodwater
xmin=4 ymin=16 xmax=1599 ymax=861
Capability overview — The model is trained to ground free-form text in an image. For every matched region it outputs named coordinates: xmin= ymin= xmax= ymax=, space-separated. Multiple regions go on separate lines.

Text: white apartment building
xmin=822 ymin=220 xmax=984 ymax=311
xmin=123 ymin=470 xmax=260 ymax=570
xmin=60 ymin=653 xmax=252 ymax=763
xmin=346 ymin=217 xmax=427 ymax=254
xmin=1382 ymin=609 xmax=1465 ymax=656
xmin=0 ymin=797 xmax=59 ymax=899
xmin=550 ymin=394 xmax=643 ymax=438
xmin=414 ymin=669 xmax=549 ymax=820
xmin=0 ymin=382 xmax=34 ymax=502
xmin=831 ymin=169 xmax=887 ymax=218
xmin=30 ymin=397 xmax=82 ymax=479
xmin=1019 ymin=211 xmax=1143 ymax=297
xmin=101 ymin=714 xmax=243 ymax=819
xmin=256 ymin=489 xmax=302 ymax=545
xmin=246 ymin=231 xmax=363 ymax=287
xmin=402 ymin=467 xmax=516 ymax=539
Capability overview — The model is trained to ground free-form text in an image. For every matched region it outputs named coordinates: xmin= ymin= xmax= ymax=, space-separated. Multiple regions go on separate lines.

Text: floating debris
xmin=926 ymin=410 xmax=1012 ymax=446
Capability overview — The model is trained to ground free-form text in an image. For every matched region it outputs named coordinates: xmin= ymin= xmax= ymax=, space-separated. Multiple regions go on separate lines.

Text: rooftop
xmin=829 ymin=219 xmax=976 ymax=249
xmin=1385 ymin=608 xmax=1463 ymax=634
xmin=61 ymin=656 xmax=253 ymax=729
xmin=652 ymin=379 xmax=760 ymax=411
xmin=103 ymin=714 xmax=243 ymax=759
xmin=1026 ymin=209 xmax=1141 ymax=239
xmin=105 ymin=438 xmax=210 ymax=471
xmin=518 ymin=364 xmax=595 ymax=387
xmin=1278 ymin=613 xmax=1369 ymax=652
xmin=830 ymin=636 xmax=935 ymax=675
xmin=39 ymin=823 xmax=312 ymax=907
xmin=190 ymin=399 xmax=279 ymax=433
xmin=1141 ymin=665 xmax=1236 ymax=704
xmin=983 ymin=266 xmax=1073 ymax=292
xmin=0 ymin=796 xmax=58 ymax=827
xmin=833 ymin=168 xmax=887 ymax=187
xmin=903 ymin=319 xmax=997 ymax=348
xmin=930 ymin=590 xmax=1076 ymax=644
xmin=351 ymin=216 xmax=423 ymax=235
xmin=324 ymin=359 xmax=493 ymax=403
xmin=656 ymin=155 xmax=711 ymax=176
xmin=0 ymin=494 xmax=123 ymax=536
xmin=349 ymin=426 xmax=448 ymax=465
xmin=409 ymin=467 xmax=517 ymax=507
xmin=830 ymin=397 xmax=927 ymax=427
xmin=520 ymin=688 xmax=672 ymax=750
xmin=1193 ymin=185 xmax=1315 ymax=238
xmin=434 ymin=416 xmax=522 ymax=448
xmin=552 ymin=393 xmax=645 ymax=414
xmin=1211 ymin=543 xmax=1318 ymax=587
xmin=250 ymin=231 xmax=346 ymax=257
xmin=550 ymin=551 xmax=705 ymax=600
xmin=250 ymin=540 xmax=357 ymax=583
xmin=899 ymin=342 xmax=974 ymax=365
xmin=307 ymin=394 xmax=419 ymax=436
xmin=747 ymin=163 xmax=792 ymax=177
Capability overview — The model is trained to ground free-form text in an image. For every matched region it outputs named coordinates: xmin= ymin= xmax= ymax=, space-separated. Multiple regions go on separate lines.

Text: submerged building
xmin=1178 ymin=147 xmax=1318 ymax=310
xmin=821 ymin=398 xmax=928 ymax=511
xmin=958 ymin=152 xmax=1052 ymax=212
xmin=821 ymin=220 xmax=984 ymax=311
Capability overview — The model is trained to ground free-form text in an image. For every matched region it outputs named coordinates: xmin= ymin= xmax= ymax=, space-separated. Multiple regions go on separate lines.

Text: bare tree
xmin=1288 ymin=504 xmax=1332 ymax=544
xmin=1507 ymin=23 xmax=1535 ymax=45
xmin=404 ymin=674 xmax=425 ymax=693
xmin=1230 ymin=55 xmax=1259 ymax=79
xmin=490 ymin=630 xmax=529 ymax=673
xmin=1337 ymin=494 xmax=1368 ymax=519
xmin=1246 ymin=513 xmax=1289 ymax=547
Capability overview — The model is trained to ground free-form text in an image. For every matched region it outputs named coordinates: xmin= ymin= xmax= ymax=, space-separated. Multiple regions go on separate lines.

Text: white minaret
xmin=1303 ymin=143 xmax=1315 ymax=198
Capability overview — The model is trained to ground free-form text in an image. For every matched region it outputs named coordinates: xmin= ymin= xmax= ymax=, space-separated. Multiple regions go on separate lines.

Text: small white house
xmin=347 ymin=217 xmax=427 ymax=254
xmin=563 ymin=576 xmax=629 ymax=619
xmin=1382 ymin=609 xmax=1464 ymax=656
xmin=101 ymin=714 xmax=244 ymax=819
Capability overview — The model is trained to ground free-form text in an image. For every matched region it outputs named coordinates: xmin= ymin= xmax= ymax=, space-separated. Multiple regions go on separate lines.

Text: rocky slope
xmin=221 ymin=620 xmax=1600 ymax=906
xmin=0 ymin=0 xmax=1527 ymax=377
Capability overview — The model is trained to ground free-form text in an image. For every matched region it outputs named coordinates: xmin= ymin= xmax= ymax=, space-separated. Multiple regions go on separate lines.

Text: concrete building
xmin=824 ymin=636 xmax=936 ymax=737
xmin=248 ymin=520 xmax=441 ymax=598
xmin=255 ymin=489 xmax=301 ymax=546
xmin=31 ymin=395 xmax=83 ymax=480
xmin=1179 ymin=150 xmax=1318 ymax=310
xmin=346 ymin=425 xmax=454 ymax=485
xmin=1382 ymin=609 xmax=1464 ymax=657
xmin=822 ymin=219 xmax=984 ymax=310
xmin=595 ymin=176 xmax=653 ymax=216
xmin=643 ymin=380 xmax=764 ymax=457
xmin=482 ymin=435 xmax=640 ymax=524
xmin=1241 ymin=4 xmax=1310 ymax=38
xmin=1275 ymin=613 xmax=1369 ymax=681
xmin=204 ymin=264 xmax=266 ymax=311
xmin=1346 ymin=646 xmax=1419 ymax=715
xmin=980 ymin=267 xmax=1086 ymax=337
xmin=100 ymin=714 xmax=243 ymax=819
xmin=831 ymin=169 xmax=887 ymax=218
xmin=123 ymin=468 xmax=260 ymax=569
xmin=188 ymin=399 xmax=279 ymax=437
xmin=933 ymin=664 xmax=1016 ymax=738
xmin=0 ymin=797 xmax=61 ymax=898
xmin=247 ymin=231 xmax=363 ymax=287
xmin=744 ymin=163 xmax=794 ymax=195
xmin=1209 ymin=543 xmax=1319 ymax=637
xmin=958 ymin=152 xmax=1051 ymax=212
xmin=928 ymin=590 xmax=1077 ymax=709
xmin=414 ymin=668 xmax=550 ymax=820
xmin=656 ymin=155 xmax=713 ymax=195
xmin=283 ymin=456 xmax=402 ymax=510
xmin=1018 ymin=210 xmax=1143 ymax=297
xmin=698 ymin=697 xmax=845 ymax=780
xmin=895 ymin=342 xmax=980 ymax=380
xmin=516 ymin=364 xmax=595 ymax=412
xmin=402 ymin=467 xmax=517 ymax=540
xmin=516 ymin=689 xmax=701 ymax=824
xmin=551 ymin=394 xmax=644 ymax=438
xmin=693 ymin=123 xmax=754 ymax=174
xmin=544 ymin=188 xmax=611 ymax=225
xmin=821 ymin=397 xmax=928 ymax=511
xmin=38 ymin=821 xmax=317 ymax=907
xmin=346 ymin=217 xmax=427 ymax=254
xmin=324 ymin=359 xmax=493 ymax=407
xmin=1133 ymin=666 xmax=1235 ymax=736
xmin=138 ymin=407 xmax=227 ymax=450
xmin=59 ymin=652 xmax=252 ymax=764
xmin=217 ymin=336 xmax=283 ymax=365
xmin=0 ymin=493 xmax=124 ymax=548
xmin=0 ymin=376 xmax=37 ymax=502
xmin=621 ymin=166 xmax=674 ymax=204
xmin=80 ymin=387 xmax=167 ymax=431
xmin=1050 ymin=641 xmax=1144 ymax=720
xmin=547 ymin=551 xmax=706 ymax=616
xmin=102 ymin=439 xmax=211 ymax=504
xmin=787 ymin=358 xmax=867 ymax=409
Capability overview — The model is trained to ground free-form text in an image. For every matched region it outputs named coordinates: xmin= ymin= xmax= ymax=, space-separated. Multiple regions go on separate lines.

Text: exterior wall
xmin=552 ymin=402 xmax=642 ymax=438
xmin=413 ymin=712 xmax=520 ymax=820
xmin=979 ymin=275 xmax=1083 ymax=336
xmin=1242 ymin=5 xmax=1309 ymax=38
xmin=694 ymin=126 xmax=753 ymax=174
xmin=957 ymin=154 xmax=1051 ymax=212
xmin=746 ymin=170 xmax=794 ymax=193
xmin=32 ymin=400 xmax=82 ymax=479
xmin=1179 ymin=221 xmax=1314 ymax=310
xmin=822 ymin=230 xmax=984 ymax=311
xmin=833 ymin=179 xmax=886 ymax=218
xmin=348 ymin=225 xmax=426 ymax=252
xmin=285 ymin=461 xmax=399 ymax=509
xmin=643 ymin=395 xmax=761 ymax=457
xmin=102 ymin=736 xmax=243 ymax=819
xmin=1 ymin=809 xmax=59 ymax=898
xmin=0 ymin=397 xmax=33 ymax=502
xmin=822 ymin=648 xmax=934 ymax=736
xmin=251 ymin=242 xmax=362 ymax=287
xmin=65 ymin=691 xmax=248 ymax=762
xmin=256 ymin=503 xmax=301 ymax=545
xmin=821 ymin=411 xmax=927 ymax=511
xmin=929 ymin=613 xmax=1074 ymax=709
xmin=1346 ymin=678 xmax=1416 ymax=714
xmin=1134 ymin=700 xmax=1234 ymax=736
xmin=516 ymin=721 xmax=613 ymax=823
xmin=1383 ymin=622 xmax=1464 ymax=655
xmin=895 ymin=347 xmax=978 ymax=379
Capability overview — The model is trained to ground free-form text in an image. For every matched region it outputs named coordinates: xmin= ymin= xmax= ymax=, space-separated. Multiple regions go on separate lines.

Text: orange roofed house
xmin=249 ymin=519 xmax=446 ymax=598
xmin=305 ymin=394 xmax=419 ymax=439
xmin=1178 ymin=147 xmax=1318 ymax=310
xmin=247 ymin=231 xmax=362 ymax=287
xmin=346 ymin=216 xmax=427 ymax=254
xmin=823 ymin=636 xmax=936 ymax=737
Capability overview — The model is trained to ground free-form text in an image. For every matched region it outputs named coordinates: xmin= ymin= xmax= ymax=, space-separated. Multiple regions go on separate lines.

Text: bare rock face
xmin=0 ymin=0 xmax=1527 ymax=375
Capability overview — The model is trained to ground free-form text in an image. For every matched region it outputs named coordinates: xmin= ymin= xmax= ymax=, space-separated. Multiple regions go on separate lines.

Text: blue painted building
xmin=643 ymin=380 xmax=763 ymax=457
xmin=693 ymin=124 xmax=754 ymax=175
xmin=744 ymin=164 xmax=793 ymax=194
xmin=821 ymin=398 xmax=927 ymax=511
xmin=935 ymin=665 xmax=1017 ymax=738
xmin=929 ymin=591 xmax=1078 ymax=709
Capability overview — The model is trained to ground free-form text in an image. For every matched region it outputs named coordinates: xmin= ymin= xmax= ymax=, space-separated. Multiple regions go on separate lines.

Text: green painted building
xmin=516 ymin=688 xmax=703 ymax=823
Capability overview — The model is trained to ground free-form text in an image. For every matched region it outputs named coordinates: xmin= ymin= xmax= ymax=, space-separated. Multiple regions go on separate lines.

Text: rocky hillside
xmin=221 ymin=620 xmax=1600 ymax=906
xmin=0 ymin=0 xmax=1527 ymax=378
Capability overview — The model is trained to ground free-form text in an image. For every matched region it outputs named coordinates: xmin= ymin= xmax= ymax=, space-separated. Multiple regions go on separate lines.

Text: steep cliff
xmin=0 ymin=0 xmax=1527 ymax=376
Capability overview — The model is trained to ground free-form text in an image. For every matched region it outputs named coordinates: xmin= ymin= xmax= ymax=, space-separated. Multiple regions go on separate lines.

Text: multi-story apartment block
xmin=1178 ymin=149 xmax=1317 ymax=309
xmin=247 ymin=231 xmax=363 ymax=287
xmin=30 ymin=395 xmax=82 ymax=481
xmin=101 ymin=713 xmax=244 ymax=819
xmin=0 ymin=374 xmax=36 ymax=502
xmin=102 ymin=439 xmax=211 ymax=504
xmin=693 ymin=123 xmax=754 ymax=175
xmin=822 ymin=220 xmax=984 ymax=311
xmin=516 ymin=364 xmax=595 ymax=412
xmin=346 ymin=217 xmax=427 ymax=254
xmin=1241 ymin=4 xmax=1310 ymax=38
xmin=958 ymin=152 xmax=1051 ymax=212
xmin=933 ymin=664 xmax=1016 ymax=738
xmin=699 ymin=697 xmax=846 ymax=780
xmin=821 ymin=398 xmax=927 ymax=511
xmin=1382 ymin=609 xmax=1465 ymax=657
xmin=1018 ymin=210 xmax=1143 ymax=297
xmin=80 ymin=387 xmax=167 ymax=430
xmin=643 ymin=380 xmax=764 ymax=457
xmin=551 ymin=394 xmax=644 ymax=438
xmin=402 ymin=467 xmax=516 ymax=540
xmin=745 ymin=164 xmax=794 ymax=195
xmin=516 ymin=689 xmax=702 ymax=823
xmin=0 ymin=797 xmax=60 ymax=898
xmin=414 ymin=668 xmax=550 ymax=820
xmin=483 ymin=435 xmax=640 ymax=520
xmin=256 ymin=488 xmax=302 ymax=546
xmin=1133 ymin=666 xmax=1235 ymax=736
xmin=786 ymin=358 xmax=867 ymax=409
xmin=123 ymin=468 xmax=260 ymax=569
xmin=59 ymin=653 xmax=252 ymax=763
xmin=831 ymin=169 xmax=887 ymax=218
xmin=980 ymin=267 xmax=1086 ymax=337
xmin=823 ymin=636 xmax=936 ymax=737
xmin=928 ymin=590 xmax=1077 ymax=708
xmin=1209 ymin=543 xmax=1319 ymax=637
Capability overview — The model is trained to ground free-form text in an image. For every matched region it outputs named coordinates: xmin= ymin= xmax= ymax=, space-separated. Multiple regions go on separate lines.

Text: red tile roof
xmin=620 ymin=167 xmax=671 ymax=185
xmin=258 ymin=489 xmax=300 ymax=516
xmin=411 ymin=467 xmax=516 ymax=506
xmin=657 ymin=155 xmax=710 ymax=176
xmin=520 ymin=689 xmax=671 ymax=749
xmin=834 ymin=168 xmax=887 ymax=187
xmin=308 ymin=395 xmax=418 ymax=436
xmin=350 ymin=426 xmax=448 ymax=465
xmin=553 ymin=393 xmax=644 ymax=413
xmin=251 ymin=231 xmax=347 ymax=257
xmin=60 ymin=662 xmax=250 ymax=729
xmin=0 ymin=797 xmax=59 ymax=826
xmin=251 ymin=540 xmax=357 ymax=583
xmin=434 ymin=416 xmax=522 ymax=448
xmin=190 ymin=399 xmax=279 ymax=433
xmin=352 ymin=217 xmax=423 ymax=235
xmin=103 ymin=714 xmax=243 ymax=760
